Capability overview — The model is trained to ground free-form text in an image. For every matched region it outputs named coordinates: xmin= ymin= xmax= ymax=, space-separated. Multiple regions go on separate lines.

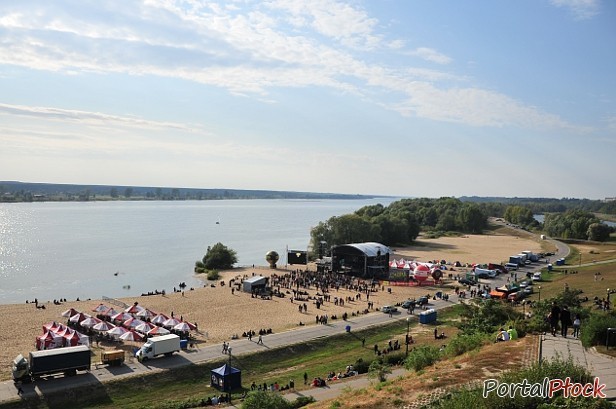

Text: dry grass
xmin=308 ymin=336 xmax=539 ymax=409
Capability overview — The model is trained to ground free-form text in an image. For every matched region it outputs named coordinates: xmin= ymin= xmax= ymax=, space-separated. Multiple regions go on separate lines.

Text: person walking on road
xmin=257 ymin=334 xmax=263 ymax=345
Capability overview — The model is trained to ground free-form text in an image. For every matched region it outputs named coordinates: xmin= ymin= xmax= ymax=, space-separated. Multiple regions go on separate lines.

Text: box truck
xmin=12 ymin=345 xmax=91 ymax=382
xmin=473 ymin=268 xmax=497 ymax=279
xmin=135 ymin=334 xmax=180 ymax=361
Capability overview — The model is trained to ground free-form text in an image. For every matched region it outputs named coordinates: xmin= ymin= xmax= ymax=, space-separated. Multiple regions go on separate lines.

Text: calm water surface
xmin=0 ymin=199 xmax=395 ymax=304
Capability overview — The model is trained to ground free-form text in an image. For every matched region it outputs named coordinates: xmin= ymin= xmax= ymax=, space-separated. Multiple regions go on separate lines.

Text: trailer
xmin=101 ymin=349 xmax=125 ymax=366
xmin=12 ymin=345 xmax=91 ymax=382
xmin=135 ymin=334 xmax=180 ymax=361
xmin=509 ymin=255 xmax=523 ymax=266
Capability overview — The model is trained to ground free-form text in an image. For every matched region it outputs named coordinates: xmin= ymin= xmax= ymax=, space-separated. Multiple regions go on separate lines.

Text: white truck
xmin=135 ymin=334 xmax=180 ymax=361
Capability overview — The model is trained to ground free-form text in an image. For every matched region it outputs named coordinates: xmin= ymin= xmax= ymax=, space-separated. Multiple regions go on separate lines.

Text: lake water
xmin=534 ymin=214 xmax=616 ymax=227
xmin=0 ymin=198 xmax=396 ymax=304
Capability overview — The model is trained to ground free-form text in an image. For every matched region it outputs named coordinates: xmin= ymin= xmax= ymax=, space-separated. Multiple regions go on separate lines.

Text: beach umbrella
xmin=69 ymin=312 xmax=91 ymax=323
xmin=92 ymin=321 xmax=115 ymax=332
xmin=124 ymin=304 xmax=144 ymax=314
xmin=119 ymin=330 xmax=143 ymax=342
xmin=123 ymin=317 xmax=145 ymax=329
xmin=147 ymin=326 xmax=170 ymax=336
xmin=182 ymin=321 xmax=197 ymax=330
xmin=104 ymin=308 xmax=119 ymax=317
xmin=173 ymin=322 xmax=192 ymax=332
xmin=61 ymin=308 xmax=80 ymax=318
xmin=111 ymin=312 xmax=133 ymax=323
xmin=135 ymin=308 xmax=157 ymax=320
xmin=107 ymin=326 xmax=128 ymax=339
xmin=134 ymin=322 xmax=155 ymax=334
xmin=92 ymin=303 xmax=109 ymax=313
xmin=80 ymin=316 xmax=101 ymax=328
xmin=151 ymin=313 xmax=169 ymax=325
xmin=162 ymin=317 xmax=181 ymax=329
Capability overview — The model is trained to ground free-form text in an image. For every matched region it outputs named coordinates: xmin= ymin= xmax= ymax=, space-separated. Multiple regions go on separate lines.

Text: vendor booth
xmin=210 ymin=364 xmax=241 ymax=392
xmin=242 ymin=275 xmax=268 ymax=293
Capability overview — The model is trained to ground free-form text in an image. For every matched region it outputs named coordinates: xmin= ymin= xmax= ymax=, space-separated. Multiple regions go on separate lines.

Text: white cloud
xmin=409 ymin=47 xmax=452 ymax=65
xmin=549 ymin=0 xmax=599 ymax=20
xmin=0 ymin=0 xmax=584 ymax=133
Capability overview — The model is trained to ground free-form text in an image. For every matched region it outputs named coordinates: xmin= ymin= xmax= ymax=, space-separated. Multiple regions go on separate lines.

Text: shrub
xmin=291 ymin=395 xmax=316 ymax=408
xmin=368 ymin=359 xmax=392 ymax=382
xmin=442 ymin=332 xmax=490 ymax=358
xmin=353 ymin=357 xmax=371 ymax=374
xmin=206 ymin=270 xmax=220 ymax=281
xmin=383 ymin=352 xmax=406 ymax=366
xmin=404 ymin=345 xmax=441 ymax=371
xmin=580 ymin=311 xmax=616 ymax=348
xmin=241 ymin=391 xmax=291 ymax=409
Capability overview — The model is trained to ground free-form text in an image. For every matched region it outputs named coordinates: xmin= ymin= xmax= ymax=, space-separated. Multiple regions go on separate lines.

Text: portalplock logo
xmin=483 ymin=377 xmax=607 ymax=399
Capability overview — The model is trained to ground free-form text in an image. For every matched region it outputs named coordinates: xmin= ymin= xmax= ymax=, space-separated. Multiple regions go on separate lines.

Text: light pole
xmin=538 ymin=286 xmax=542 ymax=302
xmin=228 ymin=347 xmax=232 ymax=365
xmin=608 ymin=289 xmax=611 ymax=310
xmin=405 ymin=317 xmax=411 ymax=357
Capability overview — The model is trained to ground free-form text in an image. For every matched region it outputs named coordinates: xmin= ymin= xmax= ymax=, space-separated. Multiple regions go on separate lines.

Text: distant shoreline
xmin=0 ymin=181 xmax=389 ymax=203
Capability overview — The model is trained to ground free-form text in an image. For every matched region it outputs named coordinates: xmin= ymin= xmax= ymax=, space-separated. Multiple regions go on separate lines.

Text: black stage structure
xmin=331 ymin=242 xmax=390 ymax=279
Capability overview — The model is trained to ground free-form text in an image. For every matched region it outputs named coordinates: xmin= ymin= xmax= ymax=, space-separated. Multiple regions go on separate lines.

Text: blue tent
xmin=210 ymin=364 xmax=241 ymax=392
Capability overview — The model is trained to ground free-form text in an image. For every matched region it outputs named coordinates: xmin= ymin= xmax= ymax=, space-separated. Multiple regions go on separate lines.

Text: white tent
xmin=242 ymin=275 xmax=267 ymax=293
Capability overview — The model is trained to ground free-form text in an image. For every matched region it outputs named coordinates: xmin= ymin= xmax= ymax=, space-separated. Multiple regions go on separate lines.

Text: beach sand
xmin=0 ymin=233 xmax=548 ymax=381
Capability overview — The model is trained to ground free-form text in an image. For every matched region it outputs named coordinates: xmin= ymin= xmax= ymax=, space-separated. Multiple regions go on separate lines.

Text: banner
xmin=287 ymin=250 xmax=307 ymax=265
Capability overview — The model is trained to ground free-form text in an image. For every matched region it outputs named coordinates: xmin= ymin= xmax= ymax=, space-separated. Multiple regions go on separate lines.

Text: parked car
xmin=523 ymin=286 xmax=533 ymax=294
xmin=382 ymin=305 xmax=398 ymax=314
xmin=532 ymin=272 xmax=542 ymax=281
xmin=417 ymin=296 xmax=429 ymax=306
xmin=518 ymin=280 xmax=530 ymax=288
xmin=401 ymin=299 xmax=416 ymax=309
xmin=458 ymin=278 xmax=477 ymax=286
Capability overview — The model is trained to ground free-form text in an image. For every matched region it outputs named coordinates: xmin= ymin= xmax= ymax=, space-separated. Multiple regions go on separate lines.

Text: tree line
xmin=309 ymin=197 xmax=488 ymax=253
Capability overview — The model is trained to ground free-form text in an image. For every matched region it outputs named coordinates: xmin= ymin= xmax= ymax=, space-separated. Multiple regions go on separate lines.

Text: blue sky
xmin=0 ymin=0 xmax=614 ymax=199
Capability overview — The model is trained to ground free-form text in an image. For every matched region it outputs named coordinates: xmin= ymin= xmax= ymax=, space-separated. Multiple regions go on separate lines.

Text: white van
xmin=505 ymin=263 xmax=519 ymax=271
xmin=532 ymin=272 xmax=542 ymax=281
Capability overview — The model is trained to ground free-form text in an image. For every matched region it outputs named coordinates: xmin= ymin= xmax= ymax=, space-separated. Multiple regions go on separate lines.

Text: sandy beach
xmin=0 ymin=233 xmax=548 ymax=381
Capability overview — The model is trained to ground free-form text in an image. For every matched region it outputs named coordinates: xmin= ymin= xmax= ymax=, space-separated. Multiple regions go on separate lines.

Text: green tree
xmin=241 ymin=390 xmax=291 ymax=409
xmin=201 ymin=242 xmax=238 ymax=270
xmin=587 ymin=222 xmax=611 ymax=242
xmin=110 ymin=188 xmax=119 ymax=198
xmin=544 ymin=210 xmax=600 ymax=239
xmin=124 ymin=187 xmax=133 ymax=198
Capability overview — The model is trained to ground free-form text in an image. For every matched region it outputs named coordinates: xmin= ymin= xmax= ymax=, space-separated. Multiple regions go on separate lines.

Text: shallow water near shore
xmin=0 ymin=198 xmax=395 ymax=304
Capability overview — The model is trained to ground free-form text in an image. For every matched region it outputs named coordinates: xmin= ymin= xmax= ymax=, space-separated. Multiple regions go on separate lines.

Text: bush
xmin=353 ymin=357 xmax=371 ymax=374
xmin=291 ymin=395 xmax=316 ymax=408
xmin=580 ymin=311 xmax=616 ymax=348
xmin=368 ymin=359 xmax=392 ymax=382
xmin=404 ymin=345 xmax=441 ymax=371
xmin=442 ymin=332 xmax=490 ymax=358
xmin=241 ymin=391 xmax=291 ymax=409
xmin=383 ymin=352 xmax=406 ymax=366
xmin=206 ymin=270 xmax=220 ymax=281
